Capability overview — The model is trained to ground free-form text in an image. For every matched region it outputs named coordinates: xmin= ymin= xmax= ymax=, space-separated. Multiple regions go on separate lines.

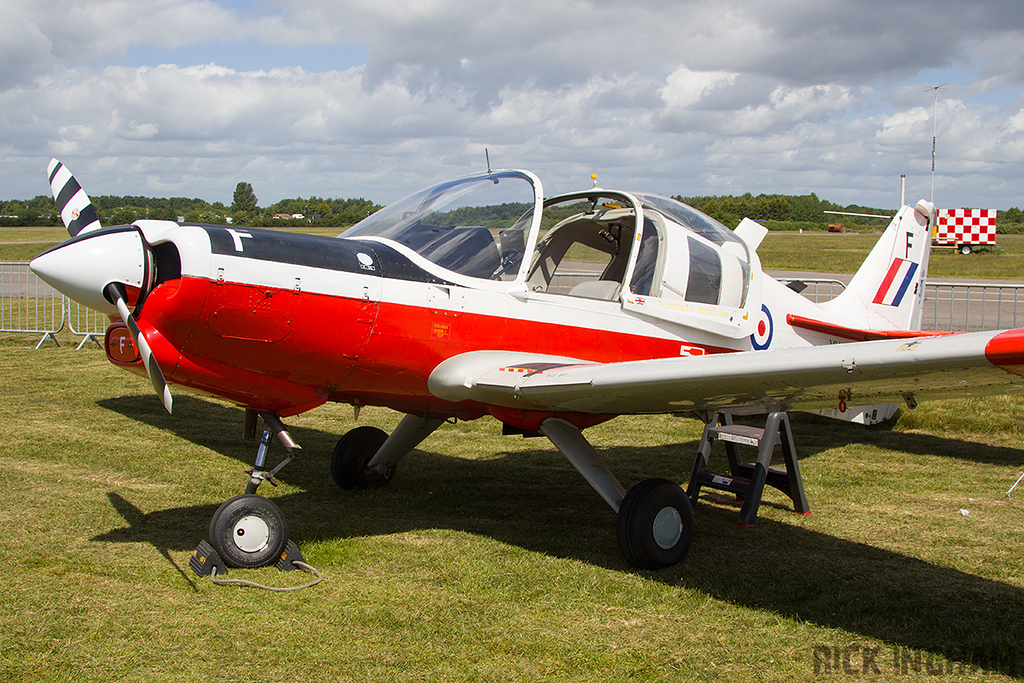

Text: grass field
xmin=2 ymin=331 xmax=1024 ymax=681
xmin=757 ymin=233 xmax=1024 ymax=281
xmin=2 ymin=220 xmax=1024 ymax=681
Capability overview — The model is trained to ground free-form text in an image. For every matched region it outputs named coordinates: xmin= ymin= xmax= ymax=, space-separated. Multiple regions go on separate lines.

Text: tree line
xmin=2 ymin=181 xmax=1021 ymax=231
xmin=0 ymin=181 xmax=381 ymax=229
xmin=677 ymin=192 xmax=891 ymax=228
xmin=676 ymin=192 xmax=1024 ymax=230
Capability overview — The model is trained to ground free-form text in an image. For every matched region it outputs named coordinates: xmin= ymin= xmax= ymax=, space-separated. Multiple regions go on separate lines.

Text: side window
xmin=685 ymin=236 xmax=721 ymax=305
xmin=628 ymin=218 xmax=661 ymax=296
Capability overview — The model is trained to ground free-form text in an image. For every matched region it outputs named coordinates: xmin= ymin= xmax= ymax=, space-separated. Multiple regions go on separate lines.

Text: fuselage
xmin=31 ymin=169 xmax=884 ymax=425
xmin=113 ymin=222 xmax=741 ymax=420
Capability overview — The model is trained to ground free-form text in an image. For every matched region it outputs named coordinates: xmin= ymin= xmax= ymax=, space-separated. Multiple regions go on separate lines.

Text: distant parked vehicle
xmin=933 ymin=208 xmax=996 ymax=254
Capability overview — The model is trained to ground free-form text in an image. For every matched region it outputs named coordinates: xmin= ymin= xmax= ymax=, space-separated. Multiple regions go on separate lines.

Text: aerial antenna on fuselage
xmin=485 ymin=148 xmax=498 ymax=183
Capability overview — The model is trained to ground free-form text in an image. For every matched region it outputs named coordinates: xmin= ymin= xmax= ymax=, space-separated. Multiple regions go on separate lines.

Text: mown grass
xmin=2 ymin=331 xmax=1024 ymax=681
xmin=758 ymin=233 xmax=1024 ymax=280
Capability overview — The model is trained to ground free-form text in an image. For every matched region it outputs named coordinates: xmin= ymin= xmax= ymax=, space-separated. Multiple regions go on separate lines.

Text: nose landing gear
xmin=191 ymin=410 xmax=313 ymax=582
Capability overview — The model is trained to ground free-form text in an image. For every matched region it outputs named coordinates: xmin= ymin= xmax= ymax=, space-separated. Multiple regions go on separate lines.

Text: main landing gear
xmin=329 ymin=411 xmax=808 ymax=571
xmin=330 ymin=412 xmax=694 ymax=571
xmin=191 ymin=410 xmax=308 ymax=577
xmin=331 ymin=414 xmax=446 ymax=490
xmin=539 ymin=417 xmax=694 ymax=570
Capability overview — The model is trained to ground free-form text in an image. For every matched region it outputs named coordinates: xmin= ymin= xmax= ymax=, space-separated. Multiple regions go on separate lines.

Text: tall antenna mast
xmin=903 ymin=83 xmax=968 ymax=204
xmin=927 ymin=84 xmax=944 ymax=203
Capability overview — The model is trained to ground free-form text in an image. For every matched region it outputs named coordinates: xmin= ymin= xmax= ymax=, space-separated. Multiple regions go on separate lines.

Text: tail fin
xmin=820 ymin=200 xmax=935 ymax=331
xmin=47 ymin=158 xmax=102 ymax=237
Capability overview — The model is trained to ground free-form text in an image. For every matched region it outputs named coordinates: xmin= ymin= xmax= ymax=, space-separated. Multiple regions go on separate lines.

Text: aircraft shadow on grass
xmin=95 ymin=394 xmax=1024 ymax=677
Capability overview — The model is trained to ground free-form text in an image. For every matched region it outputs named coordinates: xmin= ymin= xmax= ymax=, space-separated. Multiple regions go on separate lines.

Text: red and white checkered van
xmin=933 ymin=208 xmax=996 ymax=254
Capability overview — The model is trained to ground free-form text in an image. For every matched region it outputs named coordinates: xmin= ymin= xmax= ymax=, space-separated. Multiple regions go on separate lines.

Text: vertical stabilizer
xmin=820 ymin=200 xmax=935 ymax=331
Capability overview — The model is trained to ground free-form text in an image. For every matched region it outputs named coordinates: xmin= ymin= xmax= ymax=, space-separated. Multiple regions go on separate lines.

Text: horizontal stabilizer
xmin=786 ymin=314 xmax=951 ymax=342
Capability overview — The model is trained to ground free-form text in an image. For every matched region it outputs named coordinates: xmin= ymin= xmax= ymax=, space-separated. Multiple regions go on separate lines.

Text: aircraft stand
xmin=686 ymin=411 xmax=810 ymax=527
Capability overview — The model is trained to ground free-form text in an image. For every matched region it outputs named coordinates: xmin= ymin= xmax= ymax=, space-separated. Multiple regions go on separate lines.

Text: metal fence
xmin=922 ymin=282 xmax=1024 ymax=332
xmin=66 ymin=300 xmax=106 ymax=348
xmin=0 ymin=262 xmax=106 ymax=348
xmin=549 ymin=270 xmax=603 ymax=294
xmin=1 ymin=262 xmax=65 ymax=347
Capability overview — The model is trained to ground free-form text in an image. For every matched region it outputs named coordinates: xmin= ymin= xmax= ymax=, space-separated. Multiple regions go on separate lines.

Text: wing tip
xmin=985 ymin=329 xmax=1024 ymax=376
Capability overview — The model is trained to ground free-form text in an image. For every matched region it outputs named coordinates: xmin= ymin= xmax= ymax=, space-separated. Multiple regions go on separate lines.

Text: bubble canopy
xmin=341 ymin=170 xmax=753 ymax=306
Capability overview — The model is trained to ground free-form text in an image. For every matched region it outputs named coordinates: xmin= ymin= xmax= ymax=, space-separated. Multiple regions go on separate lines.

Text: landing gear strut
xmin=539 ymin=417 xmax=694 ymax=570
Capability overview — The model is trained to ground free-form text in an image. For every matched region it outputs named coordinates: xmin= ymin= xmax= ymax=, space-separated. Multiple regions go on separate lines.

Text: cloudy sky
xmin=3 ymin=0 xmax=1024 ymax=211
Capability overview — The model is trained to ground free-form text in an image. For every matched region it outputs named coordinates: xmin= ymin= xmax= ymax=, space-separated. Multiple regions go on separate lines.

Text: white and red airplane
xmin=30 ymin=160 xmax=1024 ymax=571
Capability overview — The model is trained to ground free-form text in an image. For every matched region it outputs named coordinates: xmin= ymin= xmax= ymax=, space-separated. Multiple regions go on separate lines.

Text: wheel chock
xmin=190 ymin=540 xmax=228 ymax=577
xmin=276 ymin=539 xmax=307 ymax=572
xmin=191 ymin=537 xmax=322 ymax=590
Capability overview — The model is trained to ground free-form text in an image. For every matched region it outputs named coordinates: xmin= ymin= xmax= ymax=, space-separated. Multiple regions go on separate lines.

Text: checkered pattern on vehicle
xmin=935 ymin=208 xmax=996 ymax=245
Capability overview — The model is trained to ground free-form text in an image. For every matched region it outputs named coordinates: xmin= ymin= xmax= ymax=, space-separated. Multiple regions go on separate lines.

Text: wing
xmin=428 ymin=329 xmax=1024 ymax=415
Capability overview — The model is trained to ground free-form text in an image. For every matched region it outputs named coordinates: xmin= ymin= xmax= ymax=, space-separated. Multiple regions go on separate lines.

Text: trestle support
xmin=687 ymin=411 xmax=810 ymax=527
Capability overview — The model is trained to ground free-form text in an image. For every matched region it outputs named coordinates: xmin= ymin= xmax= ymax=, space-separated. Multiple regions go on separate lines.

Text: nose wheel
xmin=208 ymin=494 xmax=288 ymax=569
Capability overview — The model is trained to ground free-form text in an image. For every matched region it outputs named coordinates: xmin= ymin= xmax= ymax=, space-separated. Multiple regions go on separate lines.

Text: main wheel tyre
xmin=616 ymin=478 xmax=694 ymax=570
xmin=331 ymin=426 xmax=393 ymax=489
xmin=208 ymin=494 xmax=288 ymax=569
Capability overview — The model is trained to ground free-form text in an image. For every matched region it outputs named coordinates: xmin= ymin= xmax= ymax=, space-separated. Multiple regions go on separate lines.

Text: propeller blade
xmin=48 ymin=159 xmax=102 ymax=237
xmin=105 ymin=284 xmax=173 ymax=414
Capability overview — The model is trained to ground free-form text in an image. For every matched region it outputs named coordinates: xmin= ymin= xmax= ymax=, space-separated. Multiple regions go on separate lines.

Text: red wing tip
xmin=985 ymin=329 xmax=1024 ymax=376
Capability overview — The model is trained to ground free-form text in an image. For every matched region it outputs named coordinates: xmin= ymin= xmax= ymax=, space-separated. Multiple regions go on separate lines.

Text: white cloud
xmin=2 ymin=0 xmax=1024 ymax=210
xmin=661 ymin=67 xmax=738 ymax=109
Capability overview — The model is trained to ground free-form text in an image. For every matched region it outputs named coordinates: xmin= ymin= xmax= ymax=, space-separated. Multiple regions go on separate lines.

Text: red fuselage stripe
xmin=134 ymin=276 xmax=731 ymax=415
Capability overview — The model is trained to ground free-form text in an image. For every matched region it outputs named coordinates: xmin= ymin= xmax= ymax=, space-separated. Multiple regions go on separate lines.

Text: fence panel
xmin=0 ymin=262 xmax=65 ymax=347
xmin=923 ymin=282 xmax=1022 ymax=332
xmin=67 ymin=302 xmax=108 ymax=349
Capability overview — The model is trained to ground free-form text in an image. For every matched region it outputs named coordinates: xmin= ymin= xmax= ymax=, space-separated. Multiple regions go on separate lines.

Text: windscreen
xmin=342 ymin=171 xmax=538 ymax=280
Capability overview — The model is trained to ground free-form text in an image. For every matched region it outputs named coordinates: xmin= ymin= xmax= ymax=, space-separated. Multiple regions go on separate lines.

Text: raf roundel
xmin=751 ymin=304 xmax=773 ymax=350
